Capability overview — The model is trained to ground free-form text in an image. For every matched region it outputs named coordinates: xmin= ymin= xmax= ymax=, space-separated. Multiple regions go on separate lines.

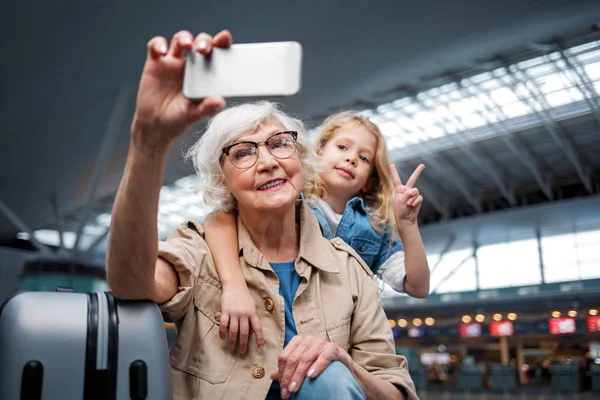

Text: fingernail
xmin=159 ymin=44 xmax=168 ymax=54
xmin=289 ymin=381 xmax=297 ymax=391
xmin=181 ymin=36 xmax=191 ymax=45
xmin=308 ymin=368 xmax=315 ymax=378
xmin=198 ymin=40 xmax=208 ymax=50
xmin=281 ymin=388 xmax=289 ymax=398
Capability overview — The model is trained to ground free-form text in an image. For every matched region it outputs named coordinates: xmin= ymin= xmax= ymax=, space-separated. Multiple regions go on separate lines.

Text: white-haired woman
xmin=106 ymin=29 xmax=418 ymax=400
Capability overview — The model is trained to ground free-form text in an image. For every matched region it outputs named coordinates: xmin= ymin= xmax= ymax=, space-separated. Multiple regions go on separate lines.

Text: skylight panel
xmin=536 ymin=72 xmax=570 ymax=94
xmin=460 ymin=113 xmax=486 ymax=130
xmin=583 ymin=60 xmax=600 ymax=80
xmin=387 ymin=136 xmax=405 ymax=150
xmin=423 ymin=125 xmax=445 ymax=139
xmin=379 ymin=120 xmax=404 ymax=139
xmin=391 ymin=97 xmax=412 ymax=109
xmin=516 ymin=55 xmax=545 ymax=70
xmin=574 ymin=46 xmax=600 ymax=63
xmin=467 ymin=71 xmax=493 ymax=84
xmin=502 ymin=102 xmax=529 ymax=119
xmin=489 ymin=86 xmax=519 ymax=105
xmin=376 ymin=102 xmax=395 ymax=114
xmin=80 ymin=36 xmax=600 ymax=246
xmin=569 ymin=40 xmax=599 ymax=54
xmin=477 ymin=76 xmax=503 ymax=91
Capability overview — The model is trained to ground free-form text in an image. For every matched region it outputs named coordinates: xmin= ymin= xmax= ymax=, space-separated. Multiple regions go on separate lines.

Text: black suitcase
xmin=0 ymin=290 xmax=173 ymax=399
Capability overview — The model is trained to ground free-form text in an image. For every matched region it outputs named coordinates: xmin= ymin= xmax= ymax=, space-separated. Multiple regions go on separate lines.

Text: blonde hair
xmin=304 ymin=111 xmax=397 ymax=236
xmin=185 ymin=101 xmax=318 ymax=212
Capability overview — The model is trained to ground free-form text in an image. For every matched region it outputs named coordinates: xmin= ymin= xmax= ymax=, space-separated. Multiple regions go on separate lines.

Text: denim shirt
xmin=309 ymin=197 xmax=403 ymax=275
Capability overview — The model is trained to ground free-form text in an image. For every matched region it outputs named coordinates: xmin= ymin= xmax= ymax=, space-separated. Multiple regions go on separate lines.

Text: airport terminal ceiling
xmin=1 ymin=1 xmax=600 ymax=262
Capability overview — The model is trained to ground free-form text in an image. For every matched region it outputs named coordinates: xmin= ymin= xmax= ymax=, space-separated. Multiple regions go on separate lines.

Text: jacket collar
xmin=237 ymin=200 xmax=339 ymax=274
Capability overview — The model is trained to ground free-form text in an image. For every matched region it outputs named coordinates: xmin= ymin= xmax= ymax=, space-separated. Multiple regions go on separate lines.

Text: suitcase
xmin=0 ymin=290 xmax=173 ymax=400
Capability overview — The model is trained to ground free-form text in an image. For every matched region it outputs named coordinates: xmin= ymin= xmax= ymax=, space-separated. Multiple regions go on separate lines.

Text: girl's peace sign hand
xmin=391 ymin=164 xmax=425 ymax=226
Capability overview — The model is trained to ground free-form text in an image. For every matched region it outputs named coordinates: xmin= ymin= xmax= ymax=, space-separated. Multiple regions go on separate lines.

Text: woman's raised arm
xmin=106 ymin=30 xmax=232 ymax=301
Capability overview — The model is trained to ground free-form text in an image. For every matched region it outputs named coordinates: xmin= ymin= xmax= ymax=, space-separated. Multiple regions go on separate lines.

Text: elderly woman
xmin=106 ymin=29 xmax=417 ymax=400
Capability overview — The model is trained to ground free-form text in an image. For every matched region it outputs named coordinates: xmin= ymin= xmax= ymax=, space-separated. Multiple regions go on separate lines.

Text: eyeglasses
xmin=221 ymin=131 xmax=298 ymax=169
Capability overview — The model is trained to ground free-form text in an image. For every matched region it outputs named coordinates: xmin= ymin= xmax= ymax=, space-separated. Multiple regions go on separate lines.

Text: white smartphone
xmin=183 ymin=41 xmax=302 ymax=99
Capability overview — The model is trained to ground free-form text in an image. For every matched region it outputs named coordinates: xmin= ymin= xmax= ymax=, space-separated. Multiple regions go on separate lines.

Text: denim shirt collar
xmin=346 ymin=196 xmax=368 ymax=215
xmin=308 ymin=195 xmax=369 ymax=239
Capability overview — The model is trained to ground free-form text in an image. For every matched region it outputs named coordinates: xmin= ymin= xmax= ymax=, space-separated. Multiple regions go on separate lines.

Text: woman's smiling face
xmin=221 ymin=121 xmax=304 ymax=215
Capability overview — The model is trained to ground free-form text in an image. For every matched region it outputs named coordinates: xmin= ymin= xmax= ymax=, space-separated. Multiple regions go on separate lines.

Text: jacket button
xmin=359 ymin=245 xmax=366 ymax=252
xmin=264 ymin=298 xmax=274 ymax=311
xmin=214 ymin=311 xmax=221 ymax=323
xmin=252 ymin=365 xmax=265 ymax=379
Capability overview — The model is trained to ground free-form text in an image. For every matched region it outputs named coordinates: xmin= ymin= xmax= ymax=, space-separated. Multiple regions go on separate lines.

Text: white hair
xmin=185 ymin=101 xmax=317 ymax=211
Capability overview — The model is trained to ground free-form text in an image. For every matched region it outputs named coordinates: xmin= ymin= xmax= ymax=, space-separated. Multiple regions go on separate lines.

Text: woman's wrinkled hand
xmin=270 ymin=335 xmax=353 ymax=399
xmin=131 ymin=29 xmax=232 ymax=149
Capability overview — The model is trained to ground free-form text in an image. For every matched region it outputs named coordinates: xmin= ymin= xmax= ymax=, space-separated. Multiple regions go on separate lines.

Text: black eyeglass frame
xmin=221 ymin=131 xmax=299 ymax=169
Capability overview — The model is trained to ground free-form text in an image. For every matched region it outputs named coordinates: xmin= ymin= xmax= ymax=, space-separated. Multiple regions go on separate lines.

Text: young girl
xmin=204 ymin=111 xmax=430 ymax=354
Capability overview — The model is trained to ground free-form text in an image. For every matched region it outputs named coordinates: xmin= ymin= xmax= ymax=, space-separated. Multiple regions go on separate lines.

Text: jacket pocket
xmin=349 ymin=236 xmax=379 ymax=269
xmin=326 ymin=317 xmax=352 ymax=351
xmin=170 ymin=274 xmax=238 ymax=384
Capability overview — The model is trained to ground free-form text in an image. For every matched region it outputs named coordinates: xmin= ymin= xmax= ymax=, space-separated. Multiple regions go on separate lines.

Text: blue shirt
xmin=309 ymin=197 xmax=403 ymax=274
xmin=267 ymin=261 xmax=301 ymax=398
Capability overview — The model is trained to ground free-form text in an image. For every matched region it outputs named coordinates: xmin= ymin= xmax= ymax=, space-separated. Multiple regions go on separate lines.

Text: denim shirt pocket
xmin=349 ymin=236 xmax=380 ymax=271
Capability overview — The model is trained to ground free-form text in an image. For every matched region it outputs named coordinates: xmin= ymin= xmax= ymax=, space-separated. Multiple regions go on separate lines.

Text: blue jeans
xmin=291 ymin=361 xmax=366 ymax=400
xmin=265 ymin=361 xmax=365 ymax=400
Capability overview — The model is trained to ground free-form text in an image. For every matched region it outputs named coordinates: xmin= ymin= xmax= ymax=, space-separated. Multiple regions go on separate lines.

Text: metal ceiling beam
xmin=474 ymin=239 xmax=480 ymax=290
xmin=51 ymin=193 xmax=65 ymax=252
xmin=0 ymin=199 xmax=52 ymax=256
xmin=500 ymin=62 xmax=593 ymax=194
xmin=430 ymin=234 xmax=457 ymax=275
xmin=457 ymin=79 xmax=554 ymax=200
xmin=556 ymin=46 xmax=600 ymax=129
xmin=71 ymin=87 xmax=132 ymax=257
xmin=431 ymin=251 xmax=474 ymax=293
xmin=413 ymin=94 xmax=517 ymax=206
xmin=79 ymin=228 xmax=110 ymax=261
xmin=394 ymin=164 xmax=450 ymax=219
xmin=536 ymin=227 xmax=545 ymax=284
xmin=389 ymin=118 xmax=483 ymax=213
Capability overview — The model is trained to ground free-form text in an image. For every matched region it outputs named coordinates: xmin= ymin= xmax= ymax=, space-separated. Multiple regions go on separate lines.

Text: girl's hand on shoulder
xmin=391 ymin=164 xmax=425 ymax=226
xmin=219 ymin=281 xmax=264 ymax=354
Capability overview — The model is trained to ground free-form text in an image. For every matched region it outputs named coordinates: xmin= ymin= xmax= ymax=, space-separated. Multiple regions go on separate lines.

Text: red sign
xmin=490 ymin=320 xmax=514 ymax=337
xmin=549 ymin=317 xmax=576 ymax=334
xmin=588 ymin=316 xmax=600 ymax=332
xmin=459 ymin=323 xmax=482 ymax=338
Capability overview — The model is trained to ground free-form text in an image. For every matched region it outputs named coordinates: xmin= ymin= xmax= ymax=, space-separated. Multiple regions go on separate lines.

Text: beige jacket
xmin=158 ymin=201 xmax=418 ymax=400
